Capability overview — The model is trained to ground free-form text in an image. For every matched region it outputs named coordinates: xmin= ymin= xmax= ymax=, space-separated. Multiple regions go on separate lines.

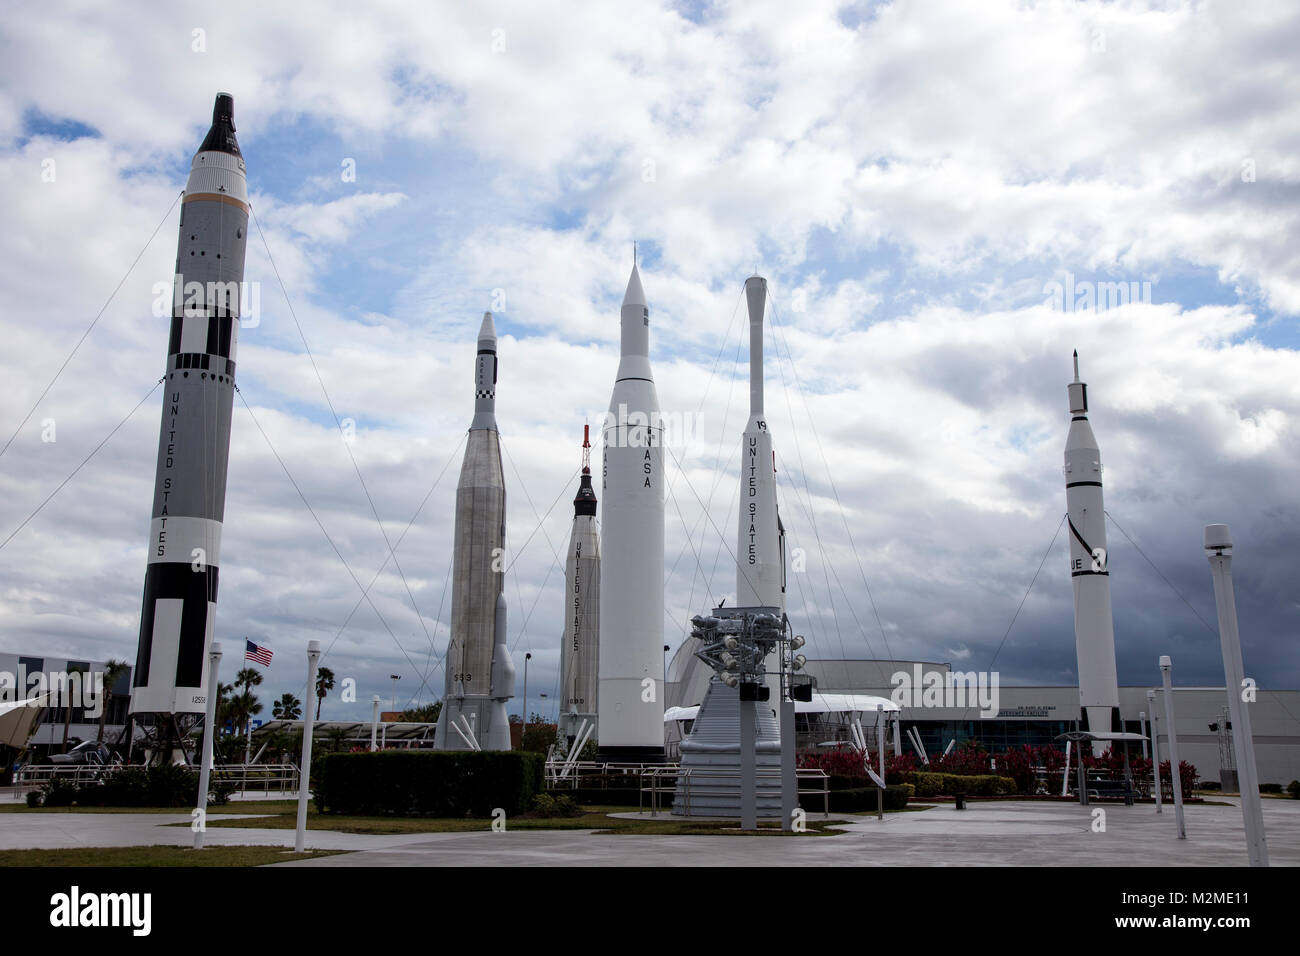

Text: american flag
xmin=245 ymin=640 xmax=273 ymax=666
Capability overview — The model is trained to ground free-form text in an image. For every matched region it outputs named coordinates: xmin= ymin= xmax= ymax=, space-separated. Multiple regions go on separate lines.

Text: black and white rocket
xmin=131 ymin=94 xmax=247 ymax=717
xmin=597 ymin=263 xmax=665 ymax=760
xmin=1064 ymin=352 xmax=1120 ymax=750
xmin=558 ymin=426 xmax=600 ymax=745
xmin=433 ymin=313 xmax=515 ymax=751
xmin=737 ymin=276 xmax=783 ymax=611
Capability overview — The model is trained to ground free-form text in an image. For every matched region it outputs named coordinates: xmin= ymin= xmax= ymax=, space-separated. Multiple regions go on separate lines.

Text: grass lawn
xmin=0 ymin=845 xmax=343 ymax=867
xmin=189 ymin=804 xmax=853 ymax=836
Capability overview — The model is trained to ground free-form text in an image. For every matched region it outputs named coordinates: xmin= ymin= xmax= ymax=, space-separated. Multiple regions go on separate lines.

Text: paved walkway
xmin=1 ymin=798 xmax=1295 ymax=865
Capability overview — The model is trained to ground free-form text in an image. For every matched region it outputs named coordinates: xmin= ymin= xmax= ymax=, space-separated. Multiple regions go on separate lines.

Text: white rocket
xmin=433 ymin=313 xmax=515 ymax=751
xmin=597 ymin=263 xmax=665 ymax=760
xmin=1064 ymin=351 xmax=1120 ymax=753
xmin=737 ymin=276 xmax=783 ymax=610
xmin=559 ymin=426 xmax=600 ymax=744
xmin=132 ymin=94 xmax=248 ymax=718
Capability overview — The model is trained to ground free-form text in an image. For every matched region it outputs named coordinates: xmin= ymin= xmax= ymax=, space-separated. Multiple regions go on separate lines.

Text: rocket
xmin=131 ymin=94 xmax=248 ymax=717
xmin=737 ymin=276 xmax=783 ymax=610
xmin=433 ymin=313 xmax=514 ymax=751
xmin=558 ymin=426 xmax=600 ymax=744
xmin=1064 ymin=351 xmax=1120 ymax=753
xmin=597 ymin=262 xmax=665 ymax=760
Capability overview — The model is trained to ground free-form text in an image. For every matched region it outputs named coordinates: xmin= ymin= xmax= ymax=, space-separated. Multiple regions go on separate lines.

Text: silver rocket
xmin=433 ymin=313 xmax=515 ymax=751
xmin=558 ymin=426 xmax=600 ymax=744
xmin=131 ymin=94 xmax=248 ymax=717
xmin=597 ymin=263 xmax=665 ymax=760
xmin=1064 ymin=351 xmax=1120 ymax=753
xmin=737 ymin=276 xmax=783 ymax=611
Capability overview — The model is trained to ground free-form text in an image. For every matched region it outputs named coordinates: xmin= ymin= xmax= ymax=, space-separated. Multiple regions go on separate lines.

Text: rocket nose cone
xmin=623 ymin=264 xmax=646 ymax=308
xmin=478 ymin=311 xmax=496 ymax=344
xmin=199 ymin=92 xmax=241 ymax=157
xmin=745 ymin=275 xmax=766 ymax=321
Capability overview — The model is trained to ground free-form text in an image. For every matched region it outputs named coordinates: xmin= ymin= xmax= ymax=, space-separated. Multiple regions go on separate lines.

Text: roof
xmin=665 ymin=692 xmax=899 ymax=722
xmin=252 ymin=719 xmax=438 ymax=741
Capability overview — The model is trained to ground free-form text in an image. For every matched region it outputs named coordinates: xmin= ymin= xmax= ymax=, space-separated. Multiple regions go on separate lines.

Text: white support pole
xmin=370 ymin=695 xmax=381 ymax=752
xmin=891 ymin=714 xmax=901 ymax=757
xmin=1159 ymin=656 xmax=1186 ymax=839
xmin=1148 ymin=690 xmax=1163 ymax=813
xmin=876 ymin=705 xmax=886 ymax=821
xmin=1061 ymin=739 xmax=1071 ymax=798
xmin=294 ymin=640 xmax=321 ymax=853
xmin=193 ymin=642 xmax=222 ymax=850
xmin=1206 ymin=525 xmax=1269 ymax=866
xmin=1139 ymin=711 xmax=1148 ymax=760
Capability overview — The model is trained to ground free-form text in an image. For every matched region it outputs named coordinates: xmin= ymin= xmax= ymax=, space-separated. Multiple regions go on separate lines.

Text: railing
xmin=640 ymin=766 xmax=831 ymax=818
xmin=15 ymin=762 xmax=299 ymax=793
xmin=212 ymin=764 xmax=300 ymax=793
xmin=544 ymin=760 xmax=677 ymax=788
xmin=14 ymin=763 xmax=118 ymax=786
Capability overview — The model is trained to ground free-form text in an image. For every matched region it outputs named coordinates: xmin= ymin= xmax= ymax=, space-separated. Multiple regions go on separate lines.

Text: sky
xmin=0 ymin=0 xmax=1297 ymax=727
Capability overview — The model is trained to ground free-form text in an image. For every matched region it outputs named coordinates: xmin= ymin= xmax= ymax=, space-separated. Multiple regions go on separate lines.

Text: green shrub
xmin=40 ymin=778 xmax=79 ymax=807
xmin=529 ymin=792 xmax=582 ymax=818
xmin=1287 ymin=780 xmax=1299 ymax=799
xmin=25 ymin=789 xmax=43 ymax=807
xmin=909 ymin=772 xmax=1016 ymax=797
xmin=1259 ymin=783 xmax=1282 ymax=794
xmin=315 ymin=750 xmax=544 ymax=817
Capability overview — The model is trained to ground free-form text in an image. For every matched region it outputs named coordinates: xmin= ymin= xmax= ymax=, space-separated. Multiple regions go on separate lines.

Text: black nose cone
xmin=198 ymin=92 xmax=241 ymax=157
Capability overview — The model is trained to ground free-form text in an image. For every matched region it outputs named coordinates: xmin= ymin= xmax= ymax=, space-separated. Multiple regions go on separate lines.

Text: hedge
xmin=908 ymin=772 xmax=1017 ymax=797
xmin=315 ymin=750 xmax=544 ymax=817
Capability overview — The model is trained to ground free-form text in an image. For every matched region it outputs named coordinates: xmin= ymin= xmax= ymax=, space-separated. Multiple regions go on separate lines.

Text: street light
xmin=1159 ymin=655 xmax=1186 ymax=840
xmin=193 ymin=642 xmax=222 ymax=850
xmin=389 ymin=674 xmax=400 ymax=715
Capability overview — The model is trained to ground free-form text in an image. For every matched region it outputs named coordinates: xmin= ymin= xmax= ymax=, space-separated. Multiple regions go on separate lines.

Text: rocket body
xmin=131 ymin=94 xmax=247 ymax=716
xmin=737 ymin=277 xmax=782 ymax=610
xmin=1064 ymin=354 xmax=1120 ymax=752
xmin=434 ymin=313 xmax=513 ymax=751
xmin=559 ymin=445 xmax=600 ymax=743
xmin=597 ymin=265 xmax=665 ymax=760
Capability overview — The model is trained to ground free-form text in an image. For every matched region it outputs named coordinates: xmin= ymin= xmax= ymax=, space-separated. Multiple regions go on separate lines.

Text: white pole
xmin=1138 ymin=712 xmax=1148 ymax=760
xmin=294 ymin=640 xmax=321 ymax=853
xmin=1148 ymin=690 xmax=1163 ymax=813
xmin=1205 ymin=525 xmax=1269 ymax=866
xmin=1159 ymin=656 xmax=1186 ymax=839
xmin=370 ymin=695 xmax=381 ymax=752
xmin=193 ymin=642 xmax=222 ymax=850
xmin=1061 ymin=740 xmax=1071 ymax=797
xmin=876 ymin=705 xmax=886 ymax=821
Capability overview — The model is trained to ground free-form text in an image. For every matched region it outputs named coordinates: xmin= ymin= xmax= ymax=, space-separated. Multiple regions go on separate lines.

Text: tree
xmin=396 ymin=701 xmax=441 ymax=723
xmin=315 ymin=667 xmax=335 ymax=720
xmin=272 ymin=693 xmax=302 ymax=720
xmin=213 ymin=682 xmax=234 ymax=735
xmin=96 ymin=658 xmax=130 ymax=743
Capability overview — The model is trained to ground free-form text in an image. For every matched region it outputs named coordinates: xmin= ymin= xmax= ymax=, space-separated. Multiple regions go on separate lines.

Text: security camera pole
xmin=1205 ymin=524 xmax=1269 ymax=866
xmin=1158 ymin=656 xmax=1185 ymax=839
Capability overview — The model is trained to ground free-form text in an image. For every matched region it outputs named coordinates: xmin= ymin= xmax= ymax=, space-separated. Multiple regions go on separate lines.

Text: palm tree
xmin=234 ymin=666 xmax=264 ymax=698
xmin=315 ymin=666 xmax=335 ymax=720
xmin=213 ymin=682 xmax=234 ymax=736
xmin=96 ymin=658 xmax=130 ymax=743
xmin=272 ymin=693 xmax=302 ymax=720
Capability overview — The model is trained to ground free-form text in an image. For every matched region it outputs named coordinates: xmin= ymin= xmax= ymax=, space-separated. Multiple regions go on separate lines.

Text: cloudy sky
xmin=1 ymin=0 xmax=1297 ymax=725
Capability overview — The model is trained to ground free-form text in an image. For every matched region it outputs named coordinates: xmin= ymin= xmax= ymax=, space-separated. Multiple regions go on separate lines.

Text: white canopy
xmin=665 ymin=691 xmax=898 ymax=723
xmin=0 ymin=692 xmax=53 ymax=749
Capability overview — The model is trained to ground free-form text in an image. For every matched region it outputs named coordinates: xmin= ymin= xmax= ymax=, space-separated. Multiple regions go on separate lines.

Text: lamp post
xmin=1159 ymin=656 xmax=1185 ymax=839
xmin=295 ymin=641 xmax=321 ymax=853
xmin=370 ymin=695 xmax=381 ymax=752
xmin=193 ymin=642 xmax=222 ymax=850
xmin=1205 ymin=524 xmax=1268 ymax=866
xmin=389 ymin=674 xmax=400 ymax=714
